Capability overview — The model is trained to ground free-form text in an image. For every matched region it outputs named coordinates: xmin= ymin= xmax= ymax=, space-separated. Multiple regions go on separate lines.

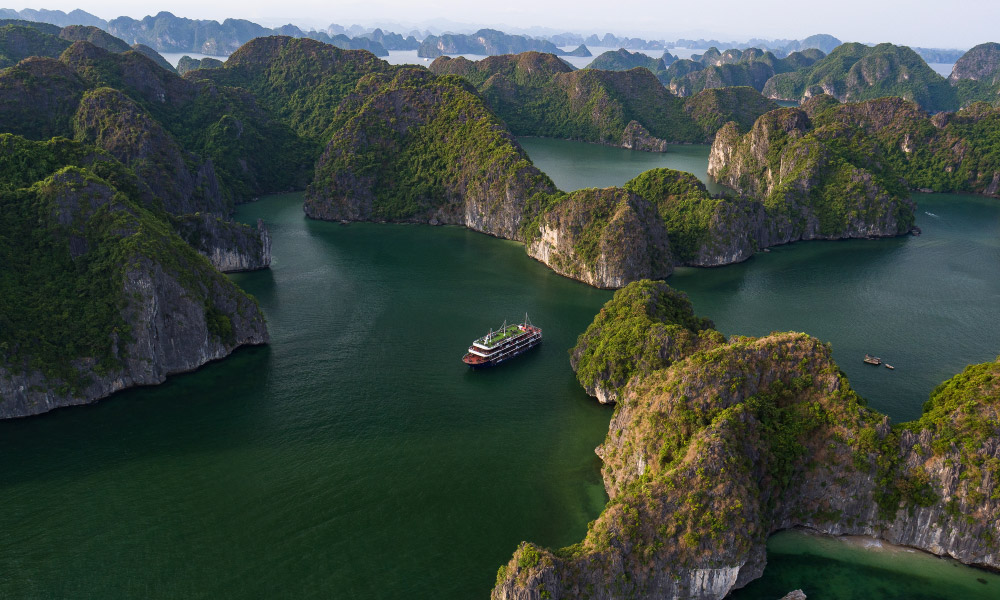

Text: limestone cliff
xmin=0 ymin=169 xmax=268 ymax=419
xmin=708 ymin=106 xmax=915 ymax=245
xmin=431 ymin=52 xmax=779 ymax=146
xmin=949 ymin=43 xmax=1000 ymax=85
xmin=492 ymin=281 xmax=1000 ymax=600
xmin=72 ymin=86 xmax=226 ymax=215
xmin=172 ymin=213 xmax=272 ymax=272
xmin=567 ymin=281 xmax=720 ymax=403
xmin=304 ymin=68 xmax=555 ymax=240
xmin=524 ymin=189 xmax=673 ymax=289
xmin=623 ymin=168 xmax=769 ymax=266
xmin=760 ymin=43 xmax=957 ymax=113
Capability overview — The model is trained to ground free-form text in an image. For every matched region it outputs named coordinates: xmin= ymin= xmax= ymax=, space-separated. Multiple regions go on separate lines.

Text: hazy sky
xmin=24 ymin=0 xmax=1000 ymax=48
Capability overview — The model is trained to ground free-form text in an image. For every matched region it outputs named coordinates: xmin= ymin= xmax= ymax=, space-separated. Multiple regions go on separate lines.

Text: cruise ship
xmin=462 ymin=315 xmax=542 ymax=368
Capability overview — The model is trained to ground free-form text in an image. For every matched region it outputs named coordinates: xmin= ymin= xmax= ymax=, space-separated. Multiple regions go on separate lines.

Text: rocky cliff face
xmin=431 ymin=52 xmax=779 ymax=146
xmin=0 ymin=57 xmax=87 ymax=138
xmin=761 ymin=43 xmax=957 ymax=113
xmin=492 ymin=281 xmax=1000 ymax=600
xmin=0 ymin=169 xmax=268 ymax=419
xmin=708 ymin=106 xmax=915 ymax=246
xmin=172 ymin=213 xmax=272 ymax=272
xmin=620 ymin=121 xmax=668 ymax=152
xmin=0 ymin=34 xmax=310 ymax=206
xmin=524 ymin=189 xmax=673 ymax=289
xmin=304 ymin=68 xmax=555 ymax=240
xmin=716 ymin=95 xmax=1000 ymax=198
xmin=72 ymin=87 xmax=226 ymax=215
xmin=623 ymin=168 xmax=769 ymax=266
xmin=949 ymin=42 xmax=1000 ymax=85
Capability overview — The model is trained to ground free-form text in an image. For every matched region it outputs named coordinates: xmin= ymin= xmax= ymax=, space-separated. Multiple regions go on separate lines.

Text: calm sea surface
xmin=1 ymin=138 xmax=997 ymax=599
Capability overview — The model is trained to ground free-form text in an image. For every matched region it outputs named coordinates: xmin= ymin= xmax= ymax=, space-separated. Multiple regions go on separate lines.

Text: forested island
xmin=2 ymin=17 xmax=1000 ymax=416
xmin=493 ymin=281 xmax=1000 ymax=599
xmin=1 ymin=7 xmax=999 ymax=600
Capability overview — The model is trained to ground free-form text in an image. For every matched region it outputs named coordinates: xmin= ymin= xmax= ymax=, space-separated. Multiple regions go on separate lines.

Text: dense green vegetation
xmin=569 ymin=280 xmax=719 ymax=398
xmin=495 ymin=281 xmax=1000 ymax=599
xmin=58 ymin=25 xmax=130 ymax=52
xmin=762 ymin=43 xmax=958 ymax=112
xmin=624 ymin=169 xmax=729 ymax=263
xmin=197 ymin=37 xmax=394 ymax=142
xmin=681 ymin=86 xmax=778 ymax=138
xmin=587 ymin=49 xmax=662 ymax=73
xmin=0 ymin=22 xmax=71 ymax=67
xmin=0 ymin=138 xmax=257 ymax=394
xmin=430 ymin=52 xmax=777 ymax=144
xmin=0 ymin=31 xmax=314 ymax=206
xmin=728 ymin=96 xmax=1000 ymax=200
xmin=664 ymin=47 xmax=825 ymax=97
xmin=305 ymin=68 xmax=553 ymax=225
xmin=909 ymin=358 xmax=1000 ymax=500
xmin=712 ymin=105 xmax=916 ymax=237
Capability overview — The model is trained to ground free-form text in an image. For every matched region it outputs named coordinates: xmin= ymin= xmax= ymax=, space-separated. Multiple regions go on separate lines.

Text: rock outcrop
xmin=0 ymin=168 xmax=268 ymax=419
xmin=664 ymin=47 xmax=825 ymax=97
xmin=107 ymin=11 xmax=387 ymax=56
xmin=172 ymin=213 xmax=272 ymax=272
xmin=72 ymin=87 xmax=227 ymax=215
xmin=761 ymin=43 xmax=957 ymax=113
xmin=304 ymin=68 xmax=555 ymax=240
xmin=430 ymin=52 xmax=776 ymax=146
xmin=492 ymin=280 xmax=1000 ymax=600
xmin=417 ymin=28 xmax=575 ymax=59
xmin=949 ymin=42 xmax=1000 ymax=85
xmin=620 ymin=121 xmax=668 ymax=152
xmin=708 ymin=106 xmax=916 ymax=245
xmin=714 ymin=96 xmax=1000 ymax=199
xmin=524 ymin=189 xmax=673 ymax=289
xmin=587 ymin=48 xmax=664 ymax=73
xmin=623 ymin=168 xmax=769 ymax=266
xmin=176 ymin=55 xmax=223 ymax=75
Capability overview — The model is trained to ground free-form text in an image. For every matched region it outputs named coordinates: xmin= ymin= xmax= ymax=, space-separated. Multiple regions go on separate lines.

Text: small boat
xmin=885 ymin=364 xmax=895 ymax=370
xmin=462 ymin=314 xmax=542 ymax=369
xmin=863 ymin=354 xmax=882 ymax=365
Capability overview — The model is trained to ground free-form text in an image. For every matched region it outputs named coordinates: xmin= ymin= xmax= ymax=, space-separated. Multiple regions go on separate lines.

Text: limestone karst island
xmin=1 ymin=2 xmax=998 ymax=599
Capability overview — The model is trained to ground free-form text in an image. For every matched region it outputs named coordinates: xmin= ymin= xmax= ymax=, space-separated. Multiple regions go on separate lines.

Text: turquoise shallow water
xmin=731 ymin=530 xmax=999 ymax=600
xmin=1 ymin=139 xmax=998 ymax=599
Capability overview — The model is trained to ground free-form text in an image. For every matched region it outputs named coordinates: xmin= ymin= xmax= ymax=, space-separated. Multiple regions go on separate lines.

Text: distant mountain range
xmin=0 ymin=8 xmax=392 ymax=56
xmin=417 ymin=29 xmax=589 ymax=58
xmin=0 ymin=8 xmax=972 ymax=64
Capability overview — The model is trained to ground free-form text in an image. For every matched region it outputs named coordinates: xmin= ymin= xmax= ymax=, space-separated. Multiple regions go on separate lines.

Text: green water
xmin=2 ymin=139 xmax=998 ymax=599
xmin=731 ymin=530 xmax=999 ymax=600
xmin=0 ymin=196 xmax=614 ymax=598
xmin=521 ymin=138 xmax=1000 ymax=423
xmin=517 ymin=136 xmax=726 ymax=194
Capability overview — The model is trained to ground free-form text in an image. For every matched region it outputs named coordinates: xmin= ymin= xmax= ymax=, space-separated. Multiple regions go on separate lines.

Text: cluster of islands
xmin=0 ymin=7 xmax=998 ymax=600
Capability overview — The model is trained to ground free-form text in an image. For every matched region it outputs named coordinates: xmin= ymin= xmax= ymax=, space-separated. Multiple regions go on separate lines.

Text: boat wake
xmin=924 ymin=211 xmax=939 ymax=218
